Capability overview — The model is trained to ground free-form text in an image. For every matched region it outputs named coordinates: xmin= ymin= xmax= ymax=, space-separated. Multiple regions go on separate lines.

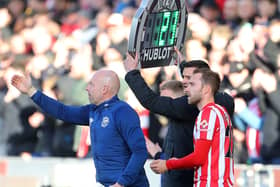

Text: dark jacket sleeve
xmin=116 ymin=105 xmax=148 ymax=186
xmin=125 ymin=70 xmax=198 ymax=121
xmin=266 ymin=90 xmax=280 ymax=115
xmin=214 ymin=92 xmax=235 ymax=117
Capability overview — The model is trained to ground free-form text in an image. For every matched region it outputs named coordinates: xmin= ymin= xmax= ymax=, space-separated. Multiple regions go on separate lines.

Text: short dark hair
xmin=179 ymin=60 xmax=210 ymax=75
xmin=193 ymin=68 xmax=220 ymax=95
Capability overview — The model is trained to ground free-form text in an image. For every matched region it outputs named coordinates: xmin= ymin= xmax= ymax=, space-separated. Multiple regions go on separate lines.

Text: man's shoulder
xmin=112 ymin=100 xmax=136 ymax=114
xmin=215 ymin=91 xmax=233 ymax=99
xmin=214 ymin=91 xmax=234 ymax=116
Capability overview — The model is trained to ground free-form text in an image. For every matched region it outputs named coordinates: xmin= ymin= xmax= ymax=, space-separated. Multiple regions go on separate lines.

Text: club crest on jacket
xmin=101 ymin=116 xmax=110 ymax=127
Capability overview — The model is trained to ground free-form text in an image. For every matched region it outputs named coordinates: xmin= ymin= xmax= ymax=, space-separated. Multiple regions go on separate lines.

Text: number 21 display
xmin=128 ymin=0 xmax=188 ymax=68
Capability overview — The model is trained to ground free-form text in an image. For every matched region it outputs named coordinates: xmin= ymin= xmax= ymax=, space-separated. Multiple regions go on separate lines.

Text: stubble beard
xmin=188 ymin=95 xmax=200 ymax=105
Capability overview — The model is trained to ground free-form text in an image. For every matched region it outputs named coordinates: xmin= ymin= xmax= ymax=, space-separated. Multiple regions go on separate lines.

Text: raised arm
xmin=31 ymin=91 xmax=90 ymax=125
xmin=11 ymin=74 xmax=90 ymax=125
xmin=124 ymin=53 xmax=198 ymax=120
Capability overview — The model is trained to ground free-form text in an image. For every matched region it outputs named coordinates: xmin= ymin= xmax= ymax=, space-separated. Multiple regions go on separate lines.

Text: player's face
xmin=185 ymin=73 xmax=203 ymax=105
xmin=182 ymin=67 xmax=196 ymax=94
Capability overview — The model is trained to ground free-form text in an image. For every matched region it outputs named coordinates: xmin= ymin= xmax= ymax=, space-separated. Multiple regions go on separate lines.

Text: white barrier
xmin=0 ymin=157 xmax=160 ymax=187
xmin=1 ymin=157 xmax=280 ymax=187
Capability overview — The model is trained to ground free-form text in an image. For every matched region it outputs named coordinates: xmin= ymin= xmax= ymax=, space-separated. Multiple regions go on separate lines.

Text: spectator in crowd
xmin=7 ymin=105 xmax=55 ymax=157
xmin=256 ymin=0 xmax=279 ymax=23
xmin=237 ymin=0 xmax=257 ymax=24
xmin=187 ymin=13 xmax=212 ymax=43
xmin=150 ymin=68 xmax=234 ymax=187
xmin=124 ymin=51 xmax=234 ymax=186
xmin=194 ymin=0 xmax=221 ymax=24
xmin=185 ymin=38 xmax=208 ymax=61
xmin=0 ymin=67 xmax=35 ymax=156
xmin=226 ymin=60 xmax=260 ymax=163
xmin=11 ymin=69 xmax=149 ymax=187
xmin=222 ymin=0 xmax=240 ymax=30
xmin=251 ymin=66 xmax=280 ymax=164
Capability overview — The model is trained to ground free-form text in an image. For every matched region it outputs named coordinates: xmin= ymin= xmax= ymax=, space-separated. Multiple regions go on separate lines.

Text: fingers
xmin=126 ymin=52 xmax=132 ymax=59
xmin=126 ymin=52 xmax=139 ymax=61
xmin=150 ymin=160 xmax=165 ymax=174
xmin=174 ymin=46 xmax=180 ymax=54
xmin=135 ymin=52 xmax=139 ymax=61
xmin=150 ymin=160 xmax=159 ymax=168
xmin=174 ymin=46 xmax=185 ymax=64
xmin=124 ymin=51 xmax=139 ymax=71
xmin=150 ymin=160 xmax=160 ymax=166
xmin=150 ymin=160 xmax=160 ymax=174
xmin=145 ymin=138 xmax=155 ymax=149
xmin=11 ymin=75 xmax=29 ymax=94
xmin=150 ymin=159 xmax=167 ymax=174
xmin=144 ymin=136 xmax=152 ymax=144
xmin=155 ymin=143 xmax=162 ymax=152
xmin=24 ymin=70 xmax=32 ymax=83
xmin=11 ymin=75 xmax=22 ymax=86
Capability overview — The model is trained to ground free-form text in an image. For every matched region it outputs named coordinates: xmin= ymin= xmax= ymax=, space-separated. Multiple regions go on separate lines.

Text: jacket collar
xmin=96 ymin=95 xmax=119 ymax=110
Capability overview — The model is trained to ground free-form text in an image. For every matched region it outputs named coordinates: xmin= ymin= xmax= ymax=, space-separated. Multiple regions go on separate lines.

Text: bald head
xmin=86 ymin=70 xmax=120 ymax=105
xmin=98 ymin=70 xmax=120 ymax=94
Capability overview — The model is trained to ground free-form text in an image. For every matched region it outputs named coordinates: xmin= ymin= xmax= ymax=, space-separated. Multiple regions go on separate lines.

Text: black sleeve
xmin=266 ymin=90 xmax=280 ymax=115
xmin=214 ymin=92 xmax=235 ymax=117
xmin=125 ymin=70 xmax=198 ymax=121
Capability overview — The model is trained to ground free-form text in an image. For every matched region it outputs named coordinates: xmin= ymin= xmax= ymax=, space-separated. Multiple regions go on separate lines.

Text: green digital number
xmin=143 ymin=16 xmax=155 ymax=48
xmin=144 ymin=10 xmax=179 ymax=48
xmin=151 ymin=13 xmax=163 ymax=47
xmin=159 ymin=12 xmax=171 ymax=46
xmin=167 ymin=10 xmax=179 ymax=45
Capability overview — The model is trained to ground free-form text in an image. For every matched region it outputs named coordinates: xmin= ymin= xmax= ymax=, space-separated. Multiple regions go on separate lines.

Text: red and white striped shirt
xmin=193 ymin=102 xmax=234 ymax=187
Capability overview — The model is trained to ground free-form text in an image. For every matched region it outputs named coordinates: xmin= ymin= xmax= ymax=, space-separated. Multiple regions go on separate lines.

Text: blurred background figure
xmin=7 ymin=106 xmax=54 ymax=157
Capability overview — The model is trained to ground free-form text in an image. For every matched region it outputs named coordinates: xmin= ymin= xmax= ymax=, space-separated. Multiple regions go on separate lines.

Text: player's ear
xmin=203 ymin=84 xmax=211 ymax=95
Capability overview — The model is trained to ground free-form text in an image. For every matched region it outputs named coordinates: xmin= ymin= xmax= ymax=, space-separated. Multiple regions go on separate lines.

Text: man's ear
xmin=202 ymin=84 xmax=211 ymax=95
xmin=102 ymin=85 xmax=110 ymax=95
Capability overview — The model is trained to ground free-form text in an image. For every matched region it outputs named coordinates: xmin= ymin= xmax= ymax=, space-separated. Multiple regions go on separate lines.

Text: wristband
xmin=154 ymin=151 xmax=162 ymax=160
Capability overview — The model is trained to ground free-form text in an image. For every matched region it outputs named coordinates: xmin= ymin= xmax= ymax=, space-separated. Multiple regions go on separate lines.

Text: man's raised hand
xmin=124 ymin=52 xmax=139 ymax=72
xmin=11 ymin=73 xmax=35 ymax=96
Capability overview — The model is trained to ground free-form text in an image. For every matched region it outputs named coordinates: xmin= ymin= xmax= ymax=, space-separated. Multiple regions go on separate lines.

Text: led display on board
xmin=128 ymin=0 xmax=188 ymax=68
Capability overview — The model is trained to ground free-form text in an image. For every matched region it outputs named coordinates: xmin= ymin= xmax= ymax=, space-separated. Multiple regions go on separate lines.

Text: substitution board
xmin=128 ymin=0 xmax=188 ymax=68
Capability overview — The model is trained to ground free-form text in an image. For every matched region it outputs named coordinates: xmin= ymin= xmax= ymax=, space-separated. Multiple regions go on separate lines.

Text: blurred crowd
xmin=0 ymin=0 xmax=279 ymax=165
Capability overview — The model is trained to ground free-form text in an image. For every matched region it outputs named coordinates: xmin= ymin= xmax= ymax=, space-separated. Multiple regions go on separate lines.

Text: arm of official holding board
xmin=124 ymin=53 xmax=199 ymax=121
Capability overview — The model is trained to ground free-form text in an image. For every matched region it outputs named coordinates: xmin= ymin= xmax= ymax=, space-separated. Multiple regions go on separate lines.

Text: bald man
xmin=11 ymin=70 xmax=149 ymax=187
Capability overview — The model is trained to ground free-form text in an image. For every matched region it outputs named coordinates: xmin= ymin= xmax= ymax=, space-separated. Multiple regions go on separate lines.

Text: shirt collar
xmin=96 ymin=95 xmax=119 ymax=110
xmin=201 ymin=102 xmax=215 ymax=111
